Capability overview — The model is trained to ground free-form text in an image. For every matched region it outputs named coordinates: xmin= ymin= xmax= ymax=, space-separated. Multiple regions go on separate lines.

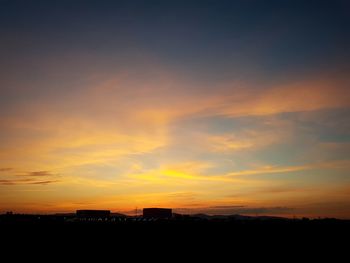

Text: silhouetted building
xmin=76 ymin=210 xmax=110 ymax=220
xmin=143 ymin=208 xmax=172 ymax=219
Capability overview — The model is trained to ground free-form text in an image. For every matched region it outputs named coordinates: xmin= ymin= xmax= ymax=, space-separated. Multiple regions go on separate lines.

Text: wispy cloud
xmin=217 ymin=74 xmax=350 ymax=118
xmin=0 ymin=168 xmax=12 ymax=172
xmin=224 ymin=159 xmax=350 ymax=178
xmin=226 ymin=165 xmax=308 ymax=177
xmin=21 ymin=171 xmax=57 ymax=177
xmin=29 ymin=180 xmax=60 ymax=185
xmin=0 ymin=178 xmax=59 ymax=185
xmin=0 ymin=169 xmax=60 ymax=186
xmin=0 ymin=179 xmax=32 ymax=185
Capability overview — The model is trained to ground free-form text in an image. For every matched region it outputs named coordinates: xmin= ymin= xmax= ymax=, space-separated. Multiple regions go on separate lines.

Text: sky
xmin=0 ymin=0 xmax=350 ymax=218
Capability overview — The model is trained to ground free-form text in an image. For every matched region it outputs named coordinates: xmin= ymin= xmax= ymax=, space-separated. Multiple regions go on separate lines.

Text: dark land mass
xmin=1 ymin=212 xmax=349 ymax=257
xmin=1 ymin=212 xmax=349 ymax=236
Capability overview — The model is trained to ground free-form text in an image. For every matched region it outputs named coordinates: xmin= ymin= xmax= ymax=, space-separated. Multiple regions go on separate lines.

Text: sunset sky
xmin=0 ymin=0 xmax=349 ymax=218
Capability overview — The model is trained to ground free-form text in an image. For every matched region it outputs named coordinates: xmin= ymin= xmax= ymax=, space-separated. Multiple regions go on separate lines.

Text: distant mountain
xmin=111 ymin=212 xmax=127 ymax=217
xmin=191 ymin=213 xmax=212 ymax=219
xmin=228 ymin=214 xmax=253 ymax=220
xmin=190 ymin=213 xmax=288 ymax=221
xmin=255 ymin=215 xmax=289 ymax=220
xmin=53 ymin=213 xmax=76 ymax=217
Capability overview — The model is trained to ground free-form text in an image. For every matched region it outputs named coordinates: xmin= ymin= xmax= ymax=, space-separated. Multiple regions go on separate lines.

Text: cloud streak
xmin=0 ymin=169 xmax=60 ymax=186
xmin=0 ymin=178 xmax=59 ymax=185
xmin=21 ymin=171 xmax=57 ymax=177
xmin=0 ymin=168 xmax=12 ymax=172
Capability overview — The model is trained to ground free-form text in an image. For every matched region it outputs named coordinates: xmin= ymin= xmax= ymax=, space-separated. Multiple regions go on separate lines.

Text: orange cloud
xmin=217 ymin=74 xmax=349 ymax=117
xmin=0 ymin=64 xmax=349 ymax=215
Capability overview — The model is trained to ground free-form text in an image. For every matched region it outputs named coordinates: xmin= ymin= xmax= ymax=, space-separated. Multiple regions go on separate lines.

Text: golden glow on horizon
xmin=0 ymin=69 xmax=350 ymax=218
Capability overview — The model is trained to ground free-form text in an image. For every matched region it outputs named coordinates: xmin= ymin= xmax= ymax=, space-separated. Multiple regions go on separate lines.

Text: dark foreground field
xmin=1 ymin=218 xmax=349 ymax=259
xmin=2 ymin=217 xmax=349 ymax=239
